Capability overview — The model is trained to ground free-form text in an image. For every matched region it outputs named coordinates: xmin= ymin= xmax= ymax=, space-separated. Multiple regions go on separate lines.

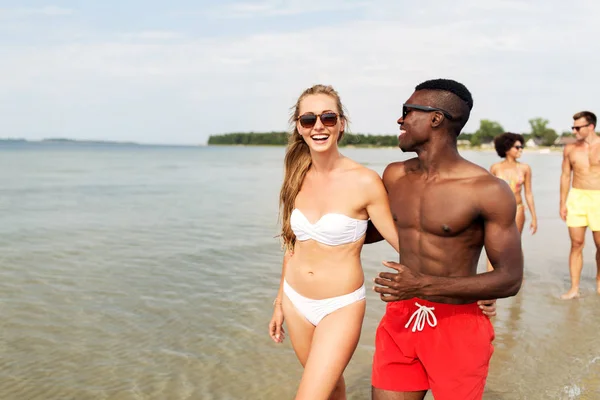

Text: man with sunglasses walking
xmin=559 ymin=111 xmax=600 ymax=300
xmin=366 ymin=79 xmax=523 ymax=400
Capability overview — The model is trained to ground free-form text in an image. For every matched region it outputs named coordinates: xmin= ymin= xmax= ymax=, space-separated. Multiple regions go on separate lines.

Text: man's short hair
xmin=415 ymin=79 xmax=473 ymax=110
xmin=415 ymin=78 xmax=473 ymax=135
xmin=573 ymin=111 xmax=597 ymax=127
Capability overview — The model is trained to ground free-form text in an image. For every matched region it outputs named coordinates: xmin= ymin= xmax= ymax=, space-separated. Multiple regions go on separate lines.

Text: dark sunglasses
xmin=297 ymin=112 xmax=339 ymax=128
xmin=514 ymin=145 xmax=524 ymax=150
xmin=402 ymin=104 xmax=454 ymax=121
xmin=571 ymin=123 xmax=590 ymax=132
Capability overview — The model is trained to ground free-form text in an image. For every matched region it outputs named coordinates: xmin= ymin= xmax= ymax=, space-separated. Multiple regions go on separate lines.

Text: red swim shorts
xmin=372 ymin=298 xmax=495 ymax=400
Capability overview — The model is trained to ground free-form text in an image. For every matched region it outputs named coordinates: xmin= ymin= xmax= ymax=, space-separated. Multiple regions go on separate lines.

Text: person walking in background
xmin=559 ymin=111 xmax=600 ymax=300
xmin=487 ymin=132 xmax=538 ymax=272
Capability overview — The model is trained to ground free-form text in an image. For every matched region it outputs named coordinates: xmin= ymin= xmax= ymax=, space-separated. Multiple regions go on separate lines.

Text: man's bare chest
xmin=571 ymin=145 xmax=600 ymax=168
xmin=388 ymin=183 xmax=480 ymax=237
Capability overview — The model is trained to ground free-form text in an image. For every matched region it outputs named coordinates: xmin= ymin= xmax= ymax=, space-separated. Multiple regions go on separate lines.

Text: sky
xmin=1 ymin=0 xmax=599 ymax=145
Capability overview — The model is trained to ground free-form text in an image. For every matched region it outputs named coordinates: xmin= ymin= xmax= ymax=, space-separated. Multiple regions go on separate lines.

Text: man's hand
xmin=560 ymin=204 xmax=567 ymax=221
xmin=373 ymin=261 xmax=425 ymax=302
xmin=477 ymin=299 xmax=497 ymax=317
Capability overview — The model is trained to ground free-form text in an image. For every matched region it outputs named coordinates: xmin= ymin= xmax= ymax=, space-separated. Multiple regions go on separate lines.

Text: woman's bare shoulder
xmin=518 ymin=162 xmax=531 ymax=172
xmin=351 ymin=162 xmax=382 ymax=182
xmin=489 ymin=161 xmax=501 ymax=173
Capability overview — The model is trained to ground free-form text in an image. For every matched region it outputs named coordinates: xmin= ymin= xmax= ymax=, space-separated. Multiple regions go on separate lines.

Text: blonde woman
xmin=267 ymin=84 xmax=400 ymax=400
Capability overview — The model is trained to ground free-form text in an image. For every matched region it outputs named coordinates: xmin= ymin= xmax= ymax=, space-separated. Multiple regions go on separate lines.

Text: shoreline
xmin=205 ymin=144 xmax=563 ymax=152
xmin=1 ymin=140 xmax=563 ymax=153
xmin=0 ymin=139 xmax=201 ymax=148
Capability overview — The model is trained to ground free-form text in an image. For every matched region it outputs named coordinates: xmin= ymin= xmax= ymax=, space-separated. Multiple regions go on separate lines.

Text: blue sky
xmin=1 ymin=0 xmax=598 ymax=145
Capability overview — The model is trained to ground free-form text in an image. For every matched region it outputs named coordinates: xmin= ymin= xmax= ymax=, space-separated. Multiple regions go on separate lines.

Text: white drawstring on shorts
xmin=405 ymin=302 xmax=438 ymax=332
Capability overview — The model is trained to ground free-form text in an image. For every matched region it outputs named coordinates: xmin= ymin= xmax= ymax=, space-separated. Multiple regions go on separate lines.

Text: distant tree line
xmin=208 ymin=117 xmax=580 ymax=147
xmin=207 ymin=131 xmax=399 ymax=147
xmin=457 ymin=117 xmax=569 ymax=147
xmin=207 ymin=132 xmax=289 ymax=145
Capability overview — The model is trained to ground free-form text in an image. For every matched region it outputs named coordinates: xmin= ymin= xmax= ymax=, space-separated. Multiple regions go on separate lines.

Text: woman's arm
xmin=274 ymin=249 xmax=293 ymax=306
xmin=523 ymin=164 xmax=537 ymax=234
xmin=363 ymin=170 xmax=399 ymax=253
xmin=269 ymin=248 xmax=292 ymax=343
xmin=364 ymin=162 xmax=405 ymax=246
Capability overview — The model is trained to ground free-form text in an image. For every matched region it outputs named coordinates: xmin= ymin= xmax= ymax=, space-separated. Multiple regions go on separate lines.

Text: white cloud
xmin=0 ymin=0 xmax=599 ymax=144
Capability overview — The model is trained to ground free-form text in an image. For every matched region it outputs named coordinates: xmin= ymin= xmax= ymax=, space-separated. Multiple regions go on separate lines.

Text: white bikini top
xmin=290 ymin=208 xmax=368 ymax=246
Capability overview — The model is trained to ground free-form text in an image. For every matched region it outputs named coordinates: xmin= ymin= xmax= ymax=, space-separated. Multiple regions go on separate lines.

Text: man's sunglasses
xmin=514 ymin=145 xmax=524 ymax=150
xmin=297 ymin=112 xmax=339 ymax=129
xmin=571 ymin=123 xmax=590 ymax=132
xmin=402 ymin=104 xmax=454 ymax=121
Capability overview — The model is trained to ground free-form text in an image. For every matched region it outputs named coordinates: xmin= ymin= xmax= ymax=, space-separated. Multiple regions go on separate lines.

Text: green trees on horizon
xmin=528 ymin=118 xmax=560 ymax=146
xmin=207 ymin=131 xmax=399 ymax=147
xmin=462 ymin=118 xmax=560 ymax=147
xmin=208 ymin=118 xmax=574 ymax=147
xmin=207 ymin=131 xmax=289 ymax=145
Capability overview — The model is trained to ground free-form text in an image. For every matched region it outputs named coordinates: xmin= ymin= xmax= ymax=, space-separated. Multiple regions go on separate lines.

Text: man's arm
xmin=559 ymin=145 xmax=572 ymax=221
xmin=523 ymin=164 xmax=537 ymax=234
xmin=364 ymin=221 xmax=384 ymax=244
xmin=374 ymin=180 xmax=522 ymax=301
xmin=423 ymin=180 xmax=522 ymax=299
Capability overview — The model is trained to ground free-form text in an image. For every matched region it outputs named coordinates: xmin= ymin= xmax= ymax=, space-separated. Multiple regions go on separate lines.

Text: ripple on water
xmin=1 ymin=147 xmax=599 ymax=398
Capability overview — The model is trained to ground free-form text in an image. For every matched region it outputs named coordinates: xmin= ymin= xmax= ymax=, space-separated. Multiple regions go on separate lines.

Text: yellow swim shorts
xmin=566 ymin=188 xmax=600 ymax=231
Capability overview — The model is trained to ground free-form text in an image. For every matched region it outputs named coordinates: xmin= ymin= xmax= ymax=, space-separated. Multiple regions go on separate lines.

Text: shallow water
xmin=0 ymin=144 xmax=598 ymax=399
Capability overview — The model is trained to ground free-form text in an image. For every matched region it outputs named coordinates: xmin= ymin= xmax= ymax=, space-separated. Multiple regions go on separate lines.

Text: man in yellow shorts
xmin=560 ymin=111 xmax=600 ymax=299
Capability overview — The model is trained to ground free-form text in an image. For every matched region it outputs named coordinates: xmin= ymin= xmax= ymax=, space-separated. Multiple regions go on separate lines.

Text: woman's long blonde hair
xmin=278 ymin=84 xmax=348 ymax=250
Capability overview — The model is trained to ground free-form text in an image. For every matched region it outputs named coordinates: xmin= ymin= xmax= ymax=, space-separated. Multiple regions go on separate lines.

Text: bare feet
xmin=597 ymin=279 xmax=600 ymax=295
xmin=560 ymin=289 xmax=580 ymax=300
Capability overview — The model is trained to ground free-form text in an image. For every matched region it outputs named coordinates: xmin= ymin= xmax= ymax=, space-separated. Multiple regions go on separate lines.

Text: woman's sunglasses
xmin=297 ymin=112 xmax=339 ymax=129
xmin=514 ymin=145 xmax=524 ymax=150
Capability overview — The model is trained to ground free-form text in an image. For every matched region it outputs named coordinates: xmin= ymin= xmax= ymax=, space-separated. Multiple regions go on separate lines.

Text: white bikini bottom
xmin=283 ymin=279 xmax=366 ymax=326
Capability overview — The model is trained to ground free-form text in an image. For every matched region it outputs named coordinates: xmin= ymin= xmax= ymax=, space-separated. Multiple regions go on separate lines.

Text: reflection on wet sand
xmin=486 ymin=278 xmax=600 ymax=399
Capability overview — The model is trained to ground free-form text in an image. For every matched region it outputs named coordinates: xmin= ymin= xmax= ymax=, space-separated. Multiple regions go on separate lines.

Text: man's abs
xmin=572 ymin=171 xmax=600 ymax=191
xmin=400 ymin=247 xmax=481 ymax=305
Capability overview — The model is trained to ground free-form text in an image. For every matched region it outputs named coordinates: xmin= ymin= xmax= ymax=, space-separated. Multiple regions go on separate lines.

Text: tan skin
xmin=486 ymin=140 xmax=537 ymax=271
xmin=559 ymin=117 xmax=600 ymax=299
xmin=268 ymin=93 xmax=497 ymax=399
xmin=366 ymin=90 xmax=523 ymax=400
xmin=268 ymin=93 xmax=401 ymax=400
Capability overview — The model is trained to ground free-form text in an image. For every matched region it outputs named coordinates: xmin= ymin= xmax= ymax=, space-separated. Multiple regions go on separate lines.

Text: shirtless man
xmin=559 ymin=111 xmax=600 ymax=300
xmin=366 ymin=79 xmax=523 ymax=400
